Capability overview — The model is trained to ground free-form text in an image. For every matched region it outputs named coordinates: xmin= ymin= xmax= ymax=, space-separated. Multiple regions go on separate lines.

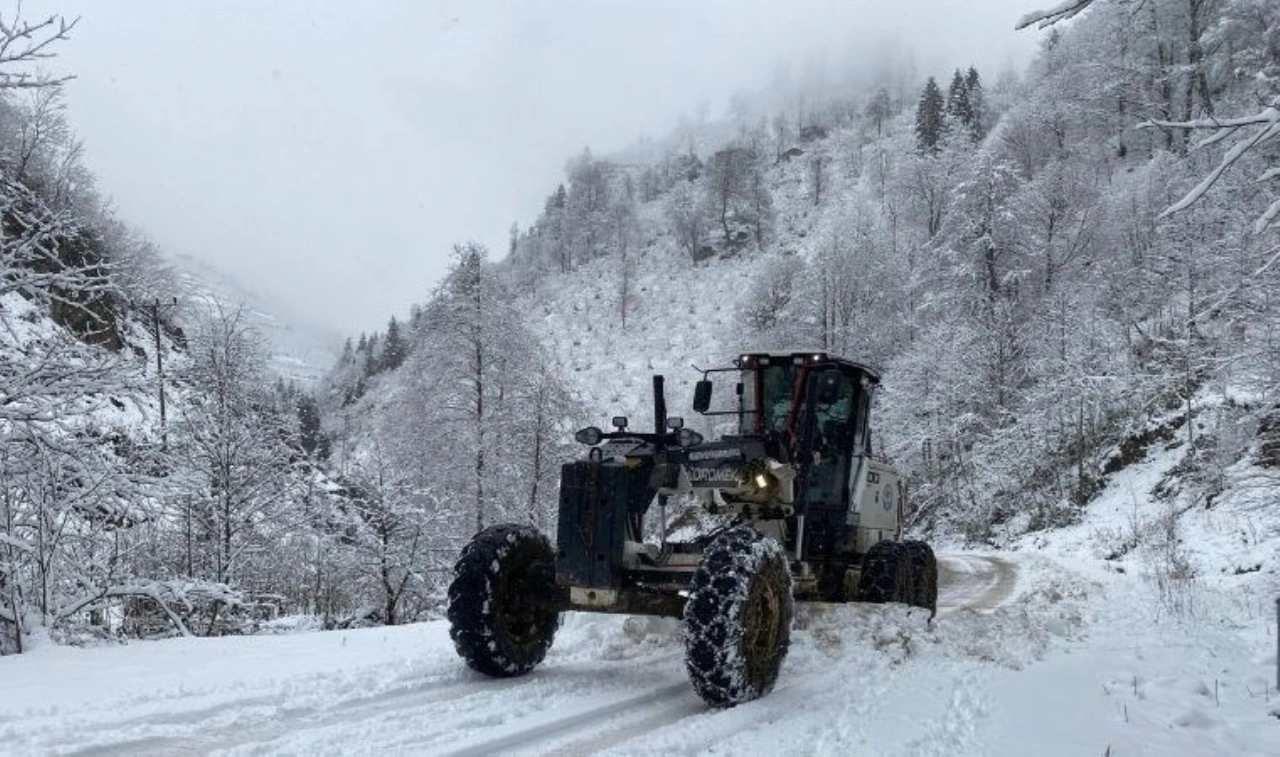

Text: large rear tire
xmin=447 ymin=524 xmax=559 ymax=678
xmin=683 ymin=527 xmax=794 ymax=708
xmin=857 ymin=540 xmax=908 ymax=604
xmin=900 ymin=540 xmax=939 ymax=617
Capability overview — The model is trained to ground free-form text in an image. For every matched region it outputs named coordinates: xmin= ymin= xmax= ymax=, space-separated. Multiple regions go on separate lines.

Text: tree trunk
xmin=1183 ymin=0 xmax=1214 ymax=136
xmin=528 ymin=384 xmax=545 ymax=527
xmin=473 ymin=283 xmax=486 ymax=533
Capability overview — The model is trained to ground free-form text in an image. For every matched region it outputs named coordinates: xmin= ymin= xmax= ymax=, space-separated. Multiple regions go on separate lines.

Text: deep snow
xmin=1 ymin=538 xmax=1275 ymax=755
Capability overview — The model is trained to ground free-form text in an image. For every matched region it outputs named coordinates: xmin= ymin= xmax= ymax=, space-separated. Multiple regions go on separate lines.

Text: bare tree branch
xmin=1139 ymin=99 xmax=1280 ymax=231
xmin=1020 ymin=2 xmax=1279 ymax=232
xmin=0 ymin=3 xmax=79 ymax=90
xmin=1015 ymin=0 xmax=1095 ymax=30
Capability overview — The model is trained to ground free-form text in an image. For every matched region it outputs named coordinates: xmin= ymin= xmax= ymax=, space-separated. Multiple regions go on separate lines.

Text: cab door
xmin=797 ymin=368 xmax=858 ymax=568
xmin=804 ymin=368 xmax=858 ymax=505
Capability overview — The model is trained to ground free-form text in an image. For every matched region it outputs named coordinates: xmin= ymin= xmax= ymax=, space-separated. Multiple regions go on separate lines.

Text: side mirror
xmin=666 ymin=416 xmax=684 ymax=430
xmin=692 ymin=380 xmax=713 ymax=413
xmin=611 ymin=416 xmax=629 ymax=430
xmin=574 ymin=426 xmax=603 ymax=445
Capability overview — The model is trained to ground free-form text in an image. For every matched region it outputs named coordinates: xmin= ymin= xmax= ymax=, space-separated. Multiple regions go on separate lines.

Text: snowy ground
xmin=2 ymin=543 xmax=1274 ymax=756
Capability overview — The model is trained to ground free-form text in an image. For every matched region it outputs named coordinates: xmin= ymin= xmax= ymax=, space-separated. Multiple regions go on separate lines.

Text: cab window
xmin=754 ymin=364 xmax=797 ymax=434
xmin=813 ymin=370 xmax=858 ymax=452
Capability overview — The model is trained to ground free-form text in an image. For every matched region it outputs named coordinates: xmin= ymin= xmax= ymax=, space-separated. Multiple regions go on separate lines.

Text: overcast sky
xmin=27 ymin=0 xmax=1042 ymax=337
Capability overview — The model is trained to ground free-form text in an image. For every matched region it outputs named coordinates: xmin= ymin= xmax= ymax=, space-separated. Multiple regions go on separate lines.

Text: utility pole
xmin=342 ymin=412 xmax=350 ymax=476
xmin=137 ymin=298 xmax=179 ymax=447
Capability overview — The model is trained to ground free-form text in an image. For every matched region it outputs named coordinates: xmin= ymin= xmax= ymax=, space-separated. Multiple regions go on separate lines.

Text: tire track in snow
xmin=222 ymin=559 xmax=1016 ymax=755
xmin=441 ymin=681 xmax=692 ymax=757
xmin=83 ymin=650 xmax=688 ymax=756
xmin=64 ymin=671 xmax=552 ymax=756
xmin=523 ymin=686 xmax=705 ymax=756
xmin=430 ymin=555 xmax=1016 ymax=757
xmin=213 ymin=650 xmax=689 ymax=755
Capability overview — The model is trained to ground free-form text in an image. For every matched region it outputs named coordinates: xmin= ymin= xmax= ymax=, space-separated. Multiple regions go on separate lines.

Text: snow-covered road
xmin=0 ymin=555 xmax=1029 ymax=756
xmin=936 ymin=555 xmax=1018 ymax=615
xmin=3 ymin=553 xmax=1276 ymax=756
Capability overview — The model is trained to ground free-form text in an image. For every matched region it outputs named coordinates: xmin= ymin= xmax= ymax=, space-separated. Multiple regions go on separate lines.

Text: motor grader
xmin=447 ymin=352 xmax=937 ymax=707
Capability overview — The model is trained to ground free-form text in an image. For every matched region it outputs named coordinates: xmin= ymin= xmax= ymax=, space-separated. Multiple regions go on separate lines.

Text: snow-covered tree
xmin=666 ymin=178 xmax=710 ymax=261
xmin=704 ymin=146 xmax=764 ymax=244
xmin=914 ymin=77 xmax=945 ymax=154
xmin=168 ymin=305 xmax=299 ymax=593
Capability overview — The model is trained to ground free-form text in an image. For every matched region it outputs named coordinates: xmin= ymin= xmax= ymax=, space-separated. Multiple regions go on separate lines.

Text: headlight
xmin=746 ymin=467 xmax=777 ymax=495
xmin=676 ymin=428 xmax=704 ymax=447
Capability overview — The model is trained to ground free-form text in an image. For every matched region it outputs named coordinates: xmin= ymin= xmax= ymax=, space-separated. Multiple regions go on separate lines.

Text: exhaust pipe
xmin=653 ymin=375 xmax=667 ymax=438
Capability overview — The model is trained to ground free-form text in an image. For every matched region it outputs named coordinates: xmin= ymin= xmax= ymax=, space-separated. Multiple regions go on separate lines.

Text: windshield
xmin=740 ymin=364 xmax=801 ymax=435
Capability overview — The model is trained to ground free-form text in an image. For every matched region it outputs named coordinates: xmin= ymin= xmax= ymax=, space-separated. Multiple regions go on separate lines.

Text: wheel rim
xmin=741 ymin=569 xmax=783 ymax=687
xmin=497 ymin=550 xmax=548 ymax=647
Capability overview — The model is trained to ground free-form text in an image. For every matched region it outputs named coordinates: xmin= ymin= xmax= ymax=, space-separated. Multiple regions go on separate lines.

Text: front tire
xmin=447 ymin=524 xmax=559 ymax=677
xmin=683 ymin=527 xmax=794 ymax=708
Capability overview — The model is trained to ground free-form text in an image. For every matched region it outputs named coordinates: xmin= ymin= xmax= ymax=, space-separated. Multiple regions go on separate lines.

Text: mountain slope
xmin=172 ymin=253 xmax=341 ymax=386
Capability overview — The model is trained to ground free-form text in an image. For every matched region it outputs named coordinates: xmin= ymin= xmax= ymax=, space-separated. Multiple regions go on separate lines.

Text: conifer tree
xmin=544 ymin=184 xmax=570 ymax=272
xmin=946 ymin=69 xmax=972 ymax=129
xmin=382 ymin=317 xmax=406 ymax=372
xmin=965 ymin=66 xmax=987 ymax=142
xmin=296 ymin=394 xmax=330 ymax=461
xmin=915 ymin=77 xmax=945 ymax=154
xmin=363 ymin=334 xmax=380 ymax=377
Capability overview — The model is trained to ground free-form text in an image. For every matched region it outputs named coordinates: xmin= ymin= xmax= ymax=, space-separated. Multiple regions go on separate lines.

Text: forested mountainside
xmin=2 ymin=0 xmax=1278 ymax=657
xmin=0 ymin=12 xmax=350 ymax=654
xmin=338 ymin=0 xmax=1278 ymax=522
xmin=325 ymin=0 xmax=1279 ymax=613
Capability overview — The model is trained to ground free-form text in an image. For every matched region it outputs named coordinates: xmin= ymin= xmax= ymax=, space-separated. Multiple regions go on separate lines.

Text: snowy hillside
xmin=522 ymin=247 xmax=756 ymax=433
xmin=172 ymin=254 xmax=341 ymax=386
xmin=515 ymin=136 xmax=852 ymax=434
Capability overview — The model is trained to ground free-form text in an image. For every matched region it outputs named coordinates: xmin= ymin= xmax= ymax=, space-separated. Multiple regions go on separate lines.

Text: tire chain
xmin=683 ymin=527 xmax=793 ymax=707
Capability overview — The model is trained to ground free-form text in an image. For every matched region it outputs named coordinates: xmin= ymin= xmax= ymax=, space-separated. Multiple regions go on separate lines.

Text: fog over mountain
xmin=27 ymin=0 xmax=1037 ymax=334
